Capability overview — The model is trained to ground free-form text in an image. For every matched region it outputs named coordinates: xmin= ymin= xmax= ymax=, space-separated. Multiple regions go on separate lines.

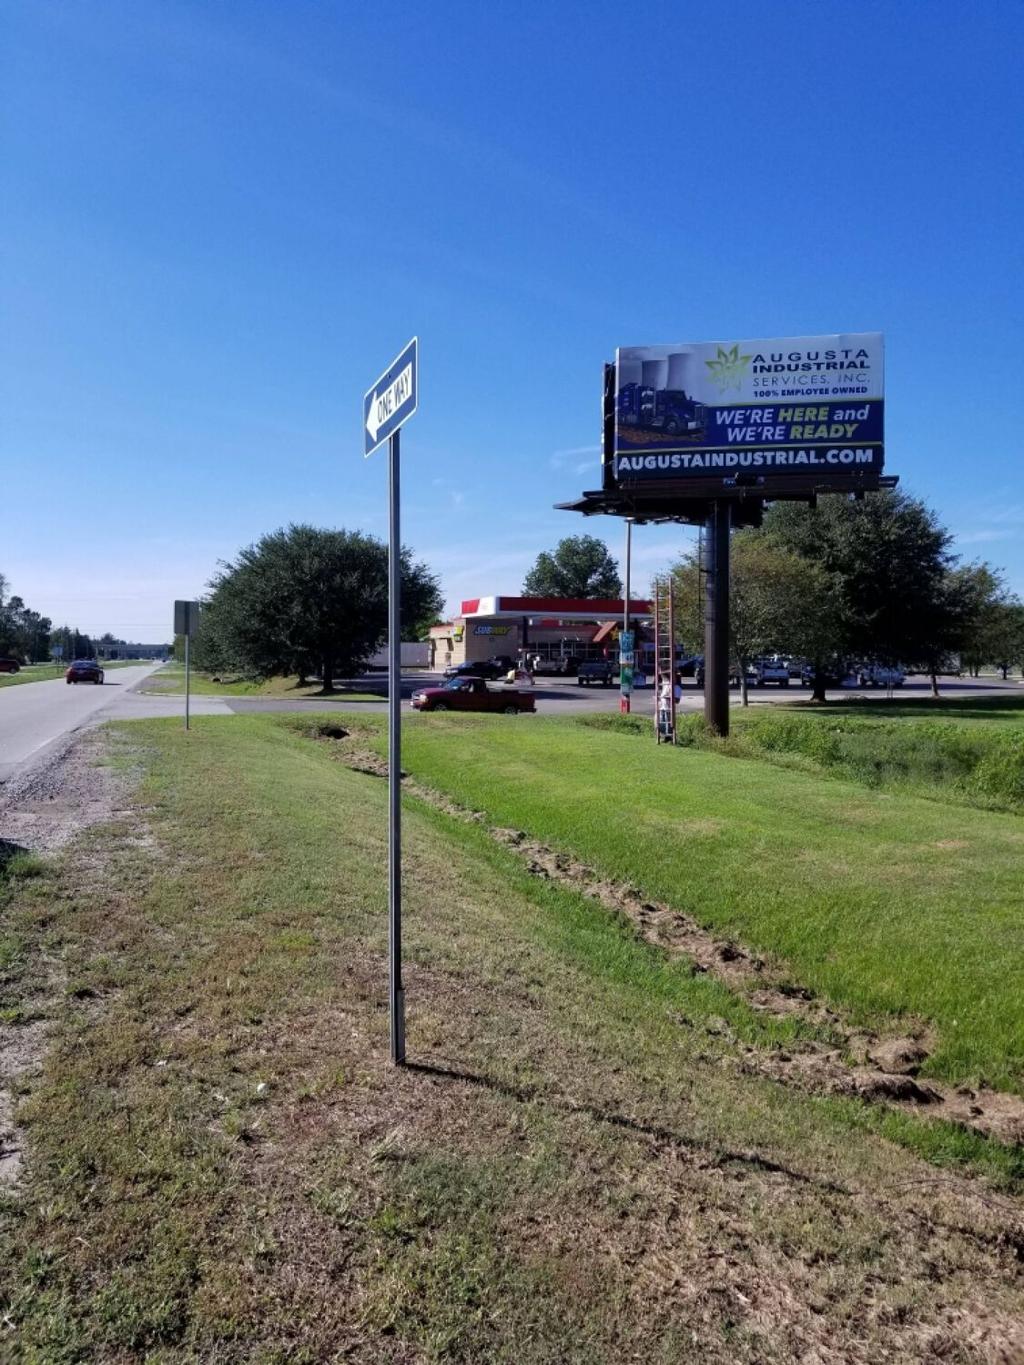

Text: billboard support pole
xmin=388 ymin=427 xmax=405 ymax=1066
xmin=704 ymin=500 xmax=731 ymax=737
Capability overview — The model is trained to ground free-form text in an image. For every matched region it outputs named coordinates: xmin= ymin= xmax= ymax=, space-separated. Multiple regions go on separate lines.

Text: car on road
xmin=65 ymin=659 xmax=105 ymax=685
xmin=0 ymin=658 xmax=21 ymax=674
xmin=576 ymin=660 xmax=616 ymax=687
xmin=411 ymin=677 xmax=535 ymax=714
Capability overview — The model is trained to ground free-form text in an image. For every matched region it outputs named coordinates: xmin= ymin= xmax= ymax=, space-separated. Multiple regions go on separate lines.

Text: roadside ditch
xmin=311 ymin=723 xmax=1024 ymax=1150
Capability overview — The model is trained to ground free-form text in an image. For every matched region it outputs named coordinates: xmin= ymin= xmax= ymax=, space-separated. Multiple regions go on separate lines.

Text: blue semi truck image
xmin=617 ymin=383 xmax=707 ymax=440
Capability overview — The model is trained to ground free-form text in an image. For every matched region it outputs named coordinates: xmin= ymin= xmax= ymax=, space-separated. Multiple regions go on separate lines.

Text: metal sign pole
xmin=388 ymin=427 xmax=405 ymax=1065
xmin=184 ymin=626 xmax=191 ymax=732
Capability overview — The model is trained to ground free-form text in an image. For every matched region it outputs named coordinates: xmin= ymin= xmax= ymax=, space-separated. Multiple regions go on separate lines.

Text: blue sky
xmin=3 ymin=0 xmax=1022 ymax=639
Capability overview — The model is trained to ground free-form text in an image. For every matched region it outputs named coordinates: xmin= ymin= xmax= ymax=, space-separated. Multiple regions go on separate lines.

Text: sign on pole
xmin=174 ymin=600 xmax=199 ymax=638
xmin=609 ymin=332 xmax=884 ymax=488
xmin=52 ymin=645 xmax=64 ymax=659
xmin=364 ymin=337 xmax=418 ymax=458
xmin=174 ymin=600 xmax=199 ymax=731
xmin=365 ymin=338 xmax=418 ymax=1066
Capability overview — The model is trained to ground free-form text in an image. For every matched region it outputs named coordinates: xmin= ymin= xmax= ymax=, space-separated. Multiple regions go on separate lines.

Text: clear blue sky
xmin=3 ymin=0 xmax=1022 ymax=639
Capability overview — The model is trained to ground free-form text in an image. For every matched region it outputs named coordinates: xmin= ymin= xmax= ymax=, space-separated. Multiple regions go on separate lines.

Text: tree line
xmin=189 ymin=524 xmax=444 ymax=690
xmin=667 ymin=490 xmax=1024 ymax=701
xmin=0 ymin=574 xmax=52 ymax=661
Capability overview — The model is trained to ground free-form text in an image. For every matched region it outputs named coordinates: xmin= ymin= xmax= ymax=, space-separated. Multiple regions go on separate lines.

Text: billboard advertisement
xmin=612 ymin=333 xmax=883 ymax=484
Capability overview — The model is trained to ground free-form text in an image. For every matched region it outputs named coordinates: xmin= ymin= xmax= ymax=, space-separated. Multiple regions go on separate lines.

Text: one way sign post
xmin=364 ymin=337 xmax=418 ymax=1067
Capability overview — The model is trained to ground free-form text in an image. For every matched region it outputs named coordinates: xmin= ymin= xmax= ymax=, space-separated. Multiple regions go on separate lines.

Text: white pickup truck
xmin=753 ymin=659 xmax=790 ymax=687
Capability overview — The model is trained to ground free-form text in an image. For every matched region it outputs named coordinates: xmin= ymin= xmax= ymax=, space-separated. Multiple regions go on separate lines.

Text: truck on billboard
xmin=612 ymin=333 xmax=883 ymax=485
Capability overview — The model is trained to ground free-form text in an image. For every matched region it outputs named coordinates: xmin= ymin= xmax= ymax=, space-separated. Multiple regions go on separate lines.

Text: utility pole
xmin=620 ymin=518 xmax=633 ymax=713
xmin=704 ymin=500 xmax=731 ymax=736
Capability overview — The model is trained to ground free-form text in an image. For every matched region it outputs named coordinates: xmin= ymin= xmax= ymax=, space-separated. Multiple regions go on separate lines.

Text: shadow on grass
xmin=405 ymin=1060 xmax=847 ymax=1193
xmin=0 ymin=838 xmax=32 ymax=874
xmin=789 ymin=692 xmax=1024 ymax=720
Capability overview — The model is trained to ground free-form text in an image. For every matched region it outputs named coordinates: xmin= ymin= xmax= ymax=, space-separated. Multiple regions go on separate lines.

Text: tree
xmin=523 ymin=535 xmax=622 ymax=598
xmin=761 ymin=490 xmax=957 ymax=696
xmin=194 ymin=524 xmax=443 ymax=692
xmin=671 ymin=533 xmax=838 ymax=704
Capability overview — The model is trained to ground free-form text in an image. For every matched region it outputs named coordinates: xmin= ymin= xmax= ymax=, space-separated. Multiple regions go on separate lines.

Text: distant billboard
xmin=611 ymin=333 xmax=883 ymax=486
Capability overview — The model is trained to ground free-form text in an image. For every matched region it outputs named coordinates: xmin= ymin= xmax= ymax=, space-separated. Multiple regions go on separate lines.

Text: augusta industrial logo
xmin=705 ymin=344 xmax=752 ymax=392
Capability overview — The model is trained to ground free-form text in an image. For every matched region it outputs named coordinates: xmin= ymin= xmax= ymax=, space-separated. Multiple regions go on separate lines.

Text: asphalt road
xmin=0 ymin=663 xmax=176 ymax=785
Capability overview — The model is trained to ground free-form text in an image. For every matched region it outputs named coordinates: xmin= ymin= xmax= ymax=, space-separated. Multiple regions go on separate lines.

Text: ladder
xmin=653 ymin=576 xmax=677 ymax=744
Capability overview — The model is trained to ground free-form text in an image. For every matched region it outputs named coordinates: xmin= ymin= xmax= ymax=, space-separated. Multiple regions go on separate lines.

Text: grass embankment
xmin=0 ymin=661 xmax=145 ymax=689
xmin=3 ymin=715 xmax=1024 ymax=1359
xmin=394 ymin=713 xmax=1024 ymax=1094
xmin=0 ymin=666 xmax=64 ymax=688
xmin=139 ymin=663 xmax=381 ymax=701
xmin=585 ymin=698 xmax=1024 ymax=813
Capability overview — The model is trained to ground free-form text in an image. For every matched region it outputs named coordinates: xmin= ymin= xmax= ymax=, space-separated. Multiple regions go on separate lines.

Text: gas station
xmin=428 ymin=594 xmax=652 ymax=673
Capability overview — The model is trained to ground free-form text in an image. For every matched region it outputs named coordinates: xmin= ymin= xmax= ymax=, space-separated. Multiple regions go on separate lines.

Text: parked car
xmin=0 ymin=658 xmax=21 ymax=674
xmin=411 ymin=677 xmax=535 ymax=713
xmin=529 ymin=655 xmax=577 ymax=677
xmin=443 ymin=659 xmax=505 ymax=681
xmin=858 ymin=665 xmax=905 ymax=688
xmin=576 ymin=660 xmax=616 ymax=687
xmin=65 ymin=659 xmax=105 ymax=685
xmin=752 ymin=658 xmax=790 ymax=687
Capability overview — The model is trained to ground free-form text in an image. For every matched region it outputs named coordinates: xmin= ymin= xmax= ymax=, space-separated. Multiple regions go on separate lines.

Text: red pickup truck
xmin=411 ymin=677 xmax=535 ymax=714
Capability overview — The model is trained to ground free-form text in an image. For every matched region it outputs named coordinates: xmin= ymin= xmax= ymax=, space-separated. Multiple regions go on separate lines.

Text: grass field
xmin=390 ymin=713 xmax=1024 ymax=1094
xmin=139 ymin=662 xmax=381 ymax=701
xmin=2 ymin=713 xmax=1023 ymax=1359
xmin=0 ymin=660 xmax=147 ymax=689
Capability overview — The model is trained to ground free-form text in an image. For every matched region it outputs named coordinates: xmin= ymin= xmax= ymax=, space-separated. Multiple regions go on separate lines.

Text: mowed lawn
xmin=396 ymin=714 xmax=1024 ymax=1093
xmin=3 ymin=713 xmax=1023 ymax=1361
xmin=140 ymin=663 xmax=380 ymax=701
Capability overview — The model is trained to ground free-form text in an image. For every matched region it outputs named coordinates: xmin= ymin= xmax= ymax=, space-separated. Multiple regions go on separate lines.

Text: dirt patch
xmin=320 ymin=735 xmax=1024 ymax=1148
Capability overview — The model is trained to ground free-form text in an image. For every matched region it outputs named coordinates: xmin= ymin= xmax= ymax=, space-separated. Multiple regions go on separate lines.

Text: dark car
xmin=443 ymin=659 xmax=505 ymax=681
xmin=411 ymin=677 xmax=535 ymax=714
xmin=576 ymin=660 xmax=616 ymax=687
xmin=0 ymin=658 xmax=20 ymax=674
xmin=66 ymin=659 xmax=105 ymax=685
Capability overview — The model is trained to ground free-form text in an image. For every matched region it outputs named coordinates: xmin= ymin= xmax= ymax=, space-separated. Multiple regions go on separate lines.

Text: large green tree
xmin=671 ymin=534 xmax=838 ymax=704
xmin=194 ymin=524 xmax=443 ymax=691
xmin=760 ymin=490 xmax=957 ymax=696
xmin=523 ymin=535 xmax=622 ymax=598
xmin=0 ymin=575 xmax=52 ymax=661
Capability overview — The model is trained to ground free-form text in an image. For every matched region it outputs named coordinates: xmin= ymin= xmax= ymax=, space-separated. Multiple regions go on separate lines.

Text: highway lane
xmin=0 ymin=664 xmax=163 ymax=785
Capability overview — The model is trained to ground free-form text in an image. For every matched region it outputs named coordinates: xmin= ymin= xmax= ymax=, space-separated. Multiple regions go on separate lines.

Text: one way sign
xmin=364 ymin=337 xmax=418 ymax=457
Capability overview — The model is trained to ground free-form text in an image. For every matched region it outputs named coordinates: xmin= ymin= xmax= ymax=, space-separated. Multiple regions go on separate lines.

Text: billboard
xmin=611 ymin=333 xmax=883 ymax=485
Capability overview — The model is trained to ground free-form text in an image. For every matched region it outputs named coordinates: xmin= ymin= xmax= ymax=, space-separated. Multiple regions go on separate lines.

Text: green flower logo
xmin=705 ymin=343 xmax=752 ymax=392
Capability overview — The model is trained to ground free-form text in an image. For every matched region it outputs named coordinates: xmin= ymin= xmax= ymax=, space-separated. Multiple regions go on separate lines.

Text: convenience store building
xmin=427 ymin=595 xmax=652 ymax=672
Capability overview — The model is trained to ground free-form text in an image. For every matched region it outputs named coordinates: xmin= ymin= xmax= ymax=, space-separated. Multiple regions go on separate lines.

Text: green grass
xmin=591 ymin=706 xmax=1024 ymax=812
xmin=140 ymin=663 xmax=381 ymax=701
xmin=784 ymin=690 xmax=1024 ymax=725
xmin=3 ymin=714 xmax=1023 ymax=1358
xmin=384 ymin=713 xmax=1024 ymax=1093
xmin=0 ymin=660 xmax=145 ymax=688
xmin=0 ymin=665 xmax=64 ymax=687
